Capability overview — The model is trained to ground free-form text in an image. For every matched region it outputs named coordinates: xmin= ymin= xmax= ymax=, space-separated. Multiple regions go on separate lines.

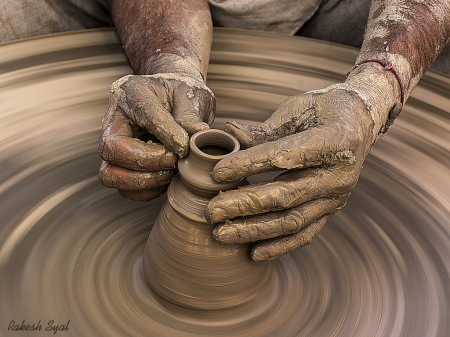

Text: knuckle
xmin=98 ymin=136 xmax=114 ymax=162
xmin=279 ymin=95 xmax=300 ymax=108
xmin=337 ymin=171 xmax=359 ymax=194
xmin=332 ymin=196 xmax=348 ymax=210
xmin=98 ymin=138 xmax=106 ymax=157
xmin=282 ymin=212 xmax=302 ymax=234
xmin=338 ymin=194 xmax=350 ymax=207
xmin=327 ymin=168 xmax=358 ymax=195
xmin=334 ymin=121 xmax=360 ymax=148
xmin=346 ymin=172 xmax=359 ymax=190
xmin=336 ymin=115 xmax=372 ymax=152
xmin=98 ymin=162 xmax=107 ymax=176
xmin=110 ymin=75 xmax=133 ymax=96
xmin=328 ymin=195 xmax=349 ymax=213
xmin=98 ymin=163 xmax=112 ymax=187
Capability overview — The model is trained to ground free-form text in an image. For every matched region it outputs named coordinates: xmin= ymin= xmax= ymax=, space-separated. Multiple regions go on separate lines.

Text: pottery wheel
xmin=1 ymin=28 xmax=450 ymax=336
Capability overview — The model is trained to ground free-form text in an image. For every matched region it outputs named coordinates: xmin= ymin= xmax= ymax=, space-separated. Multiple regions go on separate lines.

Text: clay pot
xmin=143 ymin=129 xmax=271 ymax=310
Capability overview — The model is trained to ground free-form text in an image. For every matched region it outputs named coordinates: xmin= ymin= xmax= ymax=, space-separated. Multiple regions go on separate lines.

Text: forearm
xmin=357 ymin=0 xmax=450 ymax=102
xmin=107 ymin=0 xmax=213 ymax=81
xmin=343 ymin=0 xmax=450 ymax=144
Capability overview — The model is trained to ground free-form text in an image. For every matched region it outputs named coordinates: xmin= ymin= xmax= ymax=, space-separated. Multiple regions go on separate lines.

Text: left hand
xmin=205 ymin=63 xmax=401 ymax=261
xmin=98 ymin=73 xmax=215 ymax=201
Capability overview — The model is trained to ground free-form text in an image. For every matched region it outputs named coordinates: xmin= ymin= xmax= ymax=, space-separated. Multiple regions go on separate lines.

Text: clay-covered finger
xmin=177 ymin=120 xmax=210 ymax=136
xmin=100 ymin=105 xmax=178 ymax=171
xmin=172 ymin=83 xmax=215 ymax=135
xmin=251 ymin=215 xmax=330 ymax=261
xmin=213 ymin=196 xmax=347 ymax=244
xmin=99 ymin=135 xmax=177 ymax=172
xmin=213 ymin=125 xmax=356 ymax=183
xmin=98 ymin=161 xmax=174 ymax=190
xmin=119 ymin=78 xmax=190 ymax=157
xmin=206 ymin=168 xmax=356 ymax=224
xmin=118 ymin=185 xmax=168 ymax=202
xmin=224 ymin=95 xmax=316 ymax=149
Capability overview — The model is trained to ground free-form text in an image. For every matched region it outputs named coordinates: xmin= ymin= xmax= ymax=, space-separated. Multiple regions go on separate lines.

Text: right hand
xmin=206 ymin=61 xmax=401 ymax=261
xmin=98 ymin=73 xmax=216 ymax=201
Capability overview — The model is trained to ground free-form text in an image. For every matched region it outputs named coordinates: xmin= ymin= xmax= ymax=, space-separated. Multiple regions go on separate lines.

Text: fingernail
xmin=211 ymin=169 xmax=225 ymax=182
xmin=190 ymin=122 xmax=210 ymax=133
xmin=161 ymin=153 xmax=177 ymax=168
xmin=251 ymin=249 xmax=267 ymax=262
xmin=211 ymin=165 xmax=234 ymax=183
xmin=205 ymin=203 xmax=230 ymax=224
xmin=156 ymin=171 xmax=172 ymax=185
xmin=224 ymin=121 xmax=245 ymax=133
xmin=174 ymin=144 xmax=189 ymax=158
xmin=213 ymin=225 xmax=238 ymax=244
xmin=224 ymin=121 xmax=254 ymax=149
xmin=168 ymin=132 xmax=189 ymax=158
xmin=251 ymin=246 xmax=278 ymax=262
xmin=181 ymin=121 xmax=210 ymax=136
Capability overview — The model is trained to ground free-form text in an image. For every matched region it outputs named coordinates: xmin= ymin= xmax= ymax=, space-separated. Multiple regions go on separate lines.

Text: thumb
xmin=224 ymin=95 xmax=316 ymax=149
xmin=172 ymin=81 xmax=216 ymax=135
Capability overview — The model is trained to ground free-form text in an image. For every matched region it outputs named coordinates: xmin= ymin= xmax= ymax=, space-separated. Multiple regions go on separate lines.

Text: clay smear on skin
xmin=108 ymin=74 xmax=215 ymax=157
xmin=365 ymin=0 xmax=413 ymax=40
xmin=359 ymin=0 xmax=450 ymax=100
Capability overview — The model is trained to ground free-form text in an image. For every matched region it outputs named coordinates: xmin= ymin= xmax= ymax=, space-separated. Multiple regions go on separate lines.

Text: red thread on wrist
xmin=355 ymin=59 xmax=405 ymax=104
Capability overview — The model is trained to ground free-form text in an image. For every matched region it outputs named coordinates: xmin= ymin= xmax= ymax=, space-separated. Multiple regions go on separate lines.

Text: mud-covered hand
xmin=205 ymin=63 xmax=402 ymax=261
xmin=99 ymin=73 xmax=215 ymax=201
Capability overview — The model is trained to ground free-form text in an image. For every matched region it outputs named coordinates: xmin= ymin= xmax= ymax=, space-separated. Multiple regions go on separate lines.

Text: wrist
xmin=355 ymin=51 xmax=417 ymax=102
xmin=345 ymin=62 xmax=401 ymax=141
xmin=350 ymin=59 xmax=404 ymax=104
xmin=143 ymin=53 xmax=205 ymax=83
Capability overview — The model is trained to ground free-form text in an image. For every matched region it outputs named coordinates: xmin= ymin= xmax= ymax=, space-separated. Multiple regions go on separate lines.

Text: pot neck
xmin=178 ymin=129 xmax=242 ymax=197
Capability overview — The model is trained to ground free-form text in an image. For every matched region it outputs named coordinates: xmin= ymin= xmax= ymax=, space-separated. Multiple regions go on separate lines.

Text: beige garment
xmin=0 ymin=0 xmax=112 ymax=43
xmin=208 ymin=0 xmax=323 ymax=35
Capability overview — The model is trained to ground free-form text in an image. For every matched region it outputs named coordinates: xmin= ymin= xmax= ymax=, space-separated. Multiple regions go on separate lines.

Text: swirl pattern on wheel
xmin=1 ymin=28 xmax=449 ymax=336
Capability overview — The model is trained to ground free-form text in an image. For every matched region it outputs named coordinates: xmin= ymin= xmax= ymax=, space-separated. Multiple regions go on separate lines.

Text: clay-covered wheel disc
xmin=1 ymin=28 xmax=450 ymax=336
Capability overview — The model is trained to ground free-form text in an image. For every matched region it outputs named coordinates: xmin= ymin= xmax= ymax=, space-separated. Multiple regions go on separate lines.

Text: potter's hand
xmin=99 ymin=73 xmax=215 ymax=201
xmin=206 ymin=63 xmax=402 ymax=261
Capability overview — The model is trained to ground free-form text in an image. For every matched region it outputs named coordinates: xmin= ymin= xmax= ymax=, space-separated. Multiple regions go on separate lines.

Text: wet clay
xmin=142 ymin=129 xmax=271 ymax=310
xmin=357 ymin=0 xmax=450 ymax=102
xmin=3 ymin=28 xmax=450 ymax=337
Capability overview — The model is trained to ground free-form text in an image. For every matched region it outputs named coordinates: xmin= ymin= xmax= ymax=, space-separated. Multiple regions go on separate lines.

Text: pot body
xmin=143 ymin=129 xmax=271 ymax=310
